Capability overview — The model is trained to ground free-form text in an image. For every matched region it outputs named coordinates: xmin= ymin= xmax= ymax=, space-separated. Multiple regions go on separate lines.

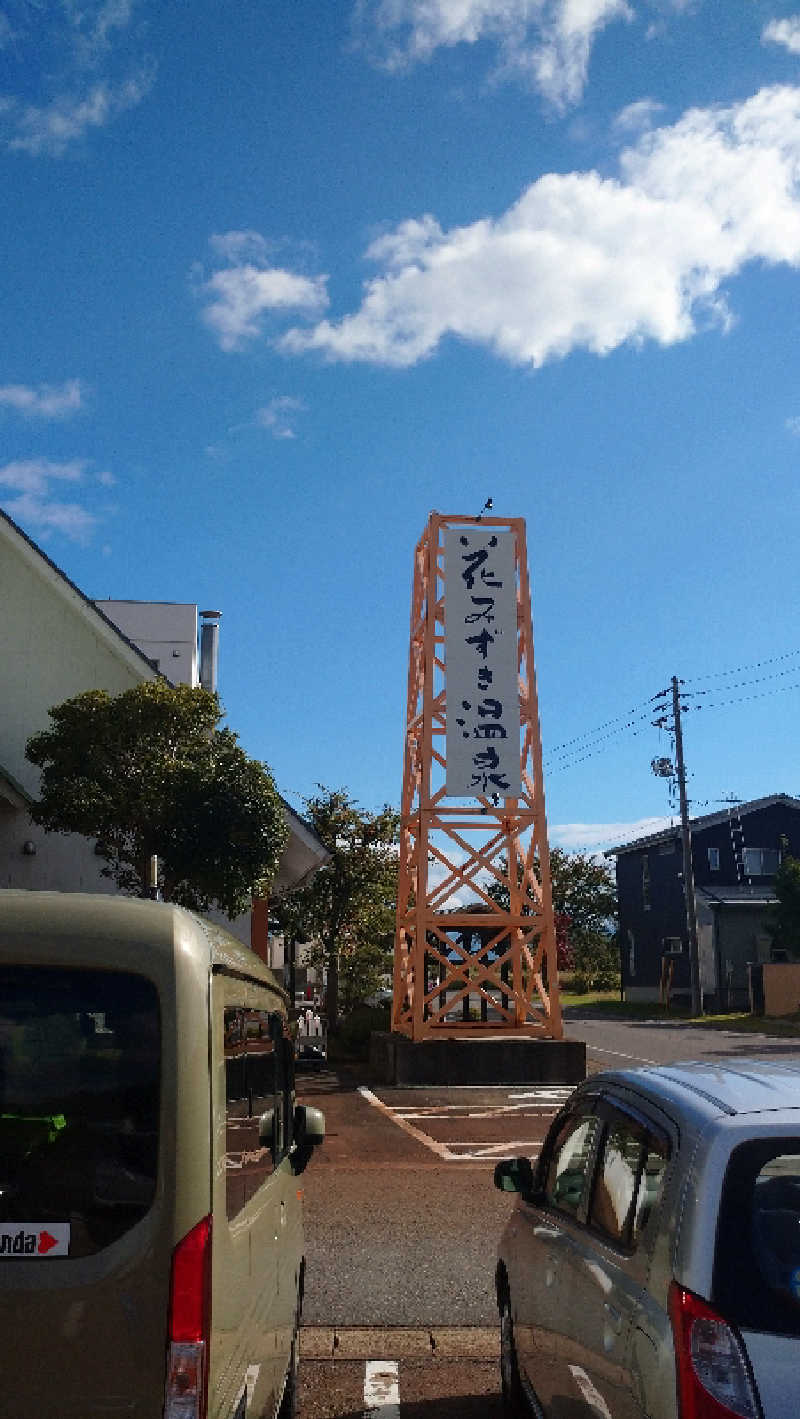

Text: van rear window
xmin=714 ymin=1138 xmax=800 ymax=1338
xmin=0 ymin=967 xmax=160 ymax=1258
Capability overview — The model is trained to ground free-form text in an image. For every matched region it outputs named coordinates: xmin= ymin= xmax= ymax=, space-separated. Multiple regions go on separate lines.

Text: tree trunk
xmin=325 ymin=938 xmax=339 ymax=1032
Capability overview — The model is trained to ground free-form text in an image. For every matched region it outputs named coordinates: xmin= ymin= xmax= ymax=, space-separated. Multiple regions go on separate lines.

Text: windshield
xmin=0 ymin=967 xmax=160 ymax=1259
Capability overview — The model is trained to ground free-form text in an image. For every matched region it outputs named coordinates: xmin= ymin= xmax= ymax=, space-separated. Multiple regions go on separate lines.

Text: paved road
xmin=563 ymin=1013 xmax=800 ymax=1072
xmin=296 ymin=1018 xmax=798 ymax=1415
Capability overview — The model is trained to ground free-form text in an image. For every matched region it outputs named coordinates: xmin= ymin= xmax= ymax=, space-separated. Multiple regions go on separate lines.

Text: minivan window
xmin=224 ymin=1007 xmax=293 ymax=1220
xmin=715 ymin=1138 xmax=800 ymax=1338
xmin=544 ymin=1112 xmax=602 ymax=1218
xmin=0 ymin=967 xmax=160 ymax=1259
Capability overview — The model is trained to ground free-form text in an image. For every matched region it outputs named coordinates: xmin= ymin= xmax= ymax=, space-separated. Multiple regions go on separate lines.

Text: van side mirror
xmin=494 ymin=1156 xmax=534 ymax=1195
xmin=258 ymin=1108 xmax=276 ymax=1151
xmin=291 ymin=1104 xmax=325 ymax=1175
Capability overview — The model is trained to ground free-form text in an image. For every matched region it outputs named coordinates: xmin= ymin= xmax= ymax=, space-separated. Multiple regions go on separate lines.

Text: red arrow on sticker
xmin=38 ymin=1231 xmax=58 ymax=1255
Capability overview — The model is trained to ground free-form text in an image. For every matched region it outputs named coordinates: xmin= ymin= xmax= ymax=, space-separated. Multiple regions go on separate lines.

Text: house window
xmin=663 ymin=936 xmax=684 ymax=953
xmin=642 ymin=856 xmax=651 ymax=911
xmin=708 ymin=847 xmax=720 ymax=871
xmin=742 ymin=848 xmax=780 ymax=877
xmin=628 ymin=930 xmax=635 ymax=978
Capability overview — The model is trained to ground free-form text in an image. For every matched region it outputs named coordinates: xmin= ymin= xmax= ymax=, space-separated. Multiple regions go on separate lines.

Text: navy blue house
xmin=606 ymin=794 xmax=800 ymax=1010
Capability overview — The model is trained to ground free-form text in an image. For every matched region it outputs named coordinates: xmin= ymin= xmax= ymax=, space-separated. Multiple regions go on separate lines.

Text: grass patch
xmin=559 ymin=993 xmax=800 ymax=1037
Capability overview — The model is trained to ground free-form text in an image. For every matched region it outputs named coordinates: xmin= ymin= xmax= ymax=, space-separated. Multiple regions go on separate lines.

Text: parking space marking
xmin=584 ymin=1046 xmax=660 ymax=1065
xmin=359 ymin=1086 xmax=549 ymax=1162
xmin=444 ymin=1142 xmax=542 ymax=1161
xmin=363 ymin=1360 xmax=400 ymax=1415
xmin=358 ymin=1086 xmax=453 ymax=1159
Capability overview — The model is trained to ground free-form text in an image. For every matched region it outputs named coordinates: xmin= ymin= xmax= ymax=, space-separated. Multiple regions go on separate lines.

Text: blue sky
xmin=3 ymin=0 xmax=800 ymax=854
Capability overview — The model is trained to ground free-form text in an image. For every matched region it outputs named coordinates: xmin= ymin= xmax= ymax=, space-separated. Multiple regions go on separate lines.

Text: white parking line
xmin=359 ymin=1086 xmax=453 ymax=1159
xmin=585 ymin=1046 xmax=660 ymax=1065
xmin=364 ymin=1360 xmax=400 ymax=1415
xmin=359 ymin=1086 xmax=545 ymax=1162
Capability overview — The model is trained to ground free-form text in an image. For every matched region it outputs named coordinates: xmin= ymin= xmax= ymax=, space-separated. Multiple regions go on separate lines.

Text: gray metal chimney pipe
xmin=199 ymin=610 xmax=221 ymax=694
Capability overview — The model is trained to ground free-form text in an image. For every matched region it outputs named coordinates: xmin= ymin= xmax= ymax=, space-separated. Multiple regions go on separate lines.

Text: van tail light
xmin=668 ymin=1282 xmax=762 ymax=1419
xmin=164 ymin=1215 xmax=212 ymax=1419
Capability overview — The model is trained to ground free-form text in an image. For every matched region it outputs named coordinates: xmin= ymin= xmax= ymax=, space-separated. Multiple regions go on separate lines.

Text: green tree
xmin=488 ymin=846 xmax=619 ymax=991
xmin=769 ymin=850 xmax=800 ymax=959
xmin=276 ymin=787 xmax=399 ymax=1027
xmin=26 ymin=680 xmax=288 ymax=918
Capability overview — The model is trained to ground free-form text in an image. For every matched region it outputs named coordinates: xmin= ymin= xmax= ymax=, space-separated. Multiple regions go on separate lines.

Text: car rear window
xmin=714 ymin=1138 xmax=800 ymax=1338
xmin=0 ymin=966 xmax=160 ymax=1259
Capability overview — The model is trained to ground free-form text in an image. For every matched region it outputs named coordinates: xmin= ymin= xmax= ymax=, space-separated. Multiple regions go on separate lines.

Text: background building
xmin=0 ymin=509 xmax=326 ymax=955
xmin=608 ymin=793 xmax=800 ymax=1009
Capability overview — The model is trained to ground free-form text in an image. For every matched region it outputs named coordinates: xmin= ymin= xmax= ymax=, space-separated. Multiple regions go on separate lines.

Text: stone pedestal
xmin=368 ymin=1031 xmax=586 ymax=1087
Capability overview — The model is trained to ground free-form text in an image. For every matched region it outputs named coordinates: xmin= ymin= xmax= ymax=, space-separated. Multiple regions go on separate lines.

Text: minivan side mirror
xmin=291 ymin=1104 xmax=325 ymax=1175
xmin=258 ymin=1108 xmax=276 ymax=1151
xmin=494 ymin=1156 xmax=534 ymax=1195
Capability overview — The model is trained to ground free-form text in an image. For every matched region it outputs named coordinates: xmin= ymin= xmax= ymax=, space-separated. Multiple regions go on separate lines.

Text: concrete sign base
xmin=369 ymin=1031 xmax=586 ymax=1087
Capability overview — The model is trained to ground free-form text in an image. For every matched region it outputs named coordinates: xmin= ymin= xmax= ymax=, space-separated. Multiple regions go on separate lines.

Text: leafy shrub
xmin=329 ymin=1004 xmax=391 ymax=1060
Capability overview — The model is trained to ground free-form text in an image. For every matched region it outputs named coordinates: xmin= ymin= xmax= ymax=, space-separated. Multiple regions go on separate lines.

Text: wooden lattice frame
xmin=391 ymin=513 xmax=562 ymax=1041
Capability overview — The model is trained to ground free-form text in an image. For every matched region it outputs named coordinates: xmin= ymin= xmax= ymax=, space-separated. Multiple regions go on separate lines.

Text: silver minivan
xmin=494 ymin=1059 xmax=800 ymax=1419
xmin=0 ymin=891 xmax=324 ymax=1419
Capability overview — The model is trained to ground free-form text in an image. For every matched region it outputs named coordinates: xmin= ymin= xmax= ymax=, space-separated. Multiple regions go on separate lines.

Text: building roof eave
xmin=605 ymin=793 xmax=800 ymax=858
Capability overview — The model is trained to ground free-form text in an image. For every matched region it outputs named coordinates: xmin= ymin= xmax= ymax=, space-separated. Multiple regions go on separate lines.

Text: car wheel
xmin=276 ymin=1335 xmax=298 ymax=1419
xmin=499 ymin=1294 xmax=528 ymax=1416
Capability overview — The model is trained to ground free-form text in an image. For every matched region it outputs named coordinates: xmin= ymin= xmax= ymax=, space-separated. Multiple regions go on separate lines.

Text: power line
xmin=687 ymin=678 xmax=800 ymax=714
xmin=683 ymin=663 xmax=800 ymax=698
xmin=683 ymin=647 xmax=800 ymax=685
xmin=544 ymin=710 xmax=656 ymax=773
xmin=545 ymin=694 xmax=663 ymax=756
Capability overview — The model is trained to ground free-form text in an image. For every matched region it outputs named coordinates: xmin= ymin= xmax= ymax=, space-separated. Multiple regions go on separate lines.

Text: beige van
xmin=0 ymin=891 xmax=324 ymax=1419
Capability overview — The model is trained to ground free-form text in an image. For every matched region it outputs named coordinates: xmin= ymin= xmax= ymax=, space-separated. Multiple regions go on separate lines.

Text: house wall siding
xmin=1 ymin=528 xmax=151 ymax=797
xmin=616 ymin=800 xmax=800 ymax=1001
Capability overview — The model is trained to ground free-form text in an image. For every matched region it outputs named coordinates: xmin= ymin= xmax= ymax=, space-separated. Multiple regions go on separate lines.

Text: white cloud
xmin=282 ymin=84 xmax=800 ymax=369
xmin=0 ymin=458 xmax=86 ymax=494
xmin=357 ymin=0 xmax=632 ymax=107
xmin=209 ymin=230 xmax=272 ymax=265
xmin=0 ymin=379 xmax=85 ymax=417
xmin=551 ymin=816 xmax=674 ymax=852
xmin=257 ymin=396 xmax=306 ymax=440
xmin=763 ymin=17 xmax=800 ymax=56
xmin=90 ymin=0 xmax=136 ymax=51
xmin=786 ymin=415 xmax=800 ymax=435
xmin=198 ymin=235 xmax=329 ymax=351
xmin=613 ymin=97 xmax=665 ymax=134
xmin=6 ymin=70 xmax=153 ymax=156
xmin=0 ymin=457 xmax=108 ymax=542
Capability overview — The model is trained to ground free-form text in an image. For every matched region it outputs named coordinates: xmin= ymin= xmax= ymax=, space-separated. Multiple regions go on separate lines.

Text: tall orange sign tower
xmin=391 ymin=512 xmax=562 ymax=1042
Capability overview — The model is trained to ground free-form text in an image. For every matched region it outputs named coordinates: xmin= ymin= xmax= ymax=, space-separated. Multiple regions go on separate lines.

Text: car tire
xmin=276 ymin=1335 xmax=298 ymax=1419
xmin=499 ymin=1294 xmax=528 ymax=1416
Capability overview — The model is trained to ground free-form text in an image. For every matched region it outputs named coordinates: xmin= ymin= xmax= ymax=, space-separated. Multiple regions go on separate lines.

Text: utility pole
xmin=671 ymin=677 xmax=702 ymax=1015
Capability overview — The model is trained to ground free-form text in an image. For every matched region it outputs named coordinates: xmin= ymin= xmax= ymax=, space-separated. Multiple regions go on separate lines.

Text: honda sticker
xmin=0 ymin=1223 xmax=70 ymax=1256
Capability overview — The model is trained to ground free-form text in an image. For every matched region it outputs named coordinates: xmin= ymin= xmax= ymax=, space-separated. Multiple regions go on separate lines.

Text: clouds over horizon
xmin=356 ymin=0 xmax=634 ymax=108
xmin=0 ymin=457 xmax=114 ymax=542
xmin=551 ymin=816 xmax=673 ymax=853
xmin=274 ymin=83 xmax=800 ymax=369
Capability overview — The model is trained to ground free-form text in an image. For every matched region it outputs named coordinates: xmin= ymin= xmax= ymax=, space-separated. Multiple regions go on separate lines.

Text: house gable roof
xmin=605 ymin=793 xmax=800 ymax=857
xmin=0 ymin=507 xmax=171 ymax=684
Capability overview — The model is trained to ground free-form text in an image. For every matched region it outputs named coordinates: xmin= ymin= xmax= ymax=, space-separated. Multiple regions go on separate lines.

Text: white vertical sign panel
xmin=445 ymin=529 xmax=521 ymax=797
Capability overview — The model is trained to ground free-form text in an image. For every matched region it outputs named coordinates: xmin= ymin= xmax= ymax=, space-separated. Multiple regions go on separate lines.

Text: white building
xmin=0 ymin=509 xmax=326 ymax=957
